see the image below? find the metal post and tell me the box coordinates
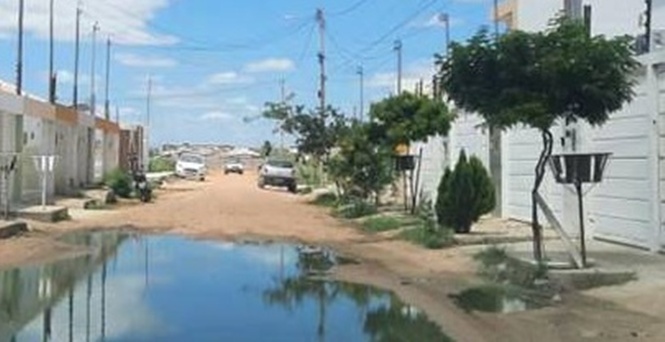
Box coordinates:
[104,38,112,120]
[90,22,100,116]
[357,66,364,121]
[49,0,56,103]
[576,181,587,267]
[645,0,652,53]
[394,40,402,95]
[17,0,25,95]
[73,6,81,108]
[316,9,326,112]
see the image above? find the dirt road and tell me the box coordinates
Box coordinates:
[2,172,665,341]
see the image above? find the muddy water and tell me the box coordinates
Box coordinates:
[0,232,451,341]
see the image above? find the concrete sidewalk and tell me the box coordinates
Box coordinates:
[504,237,665,317]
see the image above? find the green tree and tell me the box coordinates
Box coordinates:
[262,103,346,163]
[438,17,637,256]
[328,121,394,204]
[261,140,273,157]
[369,92,453,146]
[436,151,495,233]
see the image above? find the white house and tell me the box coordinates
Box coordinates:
[416,0,665,252]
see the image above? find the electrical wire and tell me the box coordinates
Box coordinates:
[329,0,372,17]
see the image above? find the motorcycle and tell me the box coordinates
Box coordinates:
[132,170,152,203]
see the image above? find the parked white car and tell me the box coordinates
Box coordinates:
[258,159,297,193]
[176,154,207,181]
[224,159,244,175]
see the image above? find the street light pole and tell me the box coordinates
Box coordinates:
[394,40,402,95]
[357,66,364,121]
[90,22,100,116]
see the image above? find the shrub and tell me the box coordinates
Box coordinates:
[104,168,133,198]
[400,200,454,249]
[361,216,402,233]
[149,157,175,172]
[310,192,339,207]
[335,199,377,219]
[436,150,495,234]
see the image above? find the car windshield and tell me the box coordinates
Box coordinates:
[180,155,203,164]
[267,160,293,168]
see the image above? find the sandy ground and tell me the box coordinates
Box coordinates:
[2,171,665,341]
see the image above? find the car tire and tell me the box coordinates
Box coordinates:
[287,183,297,194]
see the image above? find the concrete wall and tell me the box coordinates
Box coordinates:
[0,90,23,206]
[512,0,665,36]
[410,135,448,203]
[54,106,79,195]
[21,97,56,204]
[77,112,95,187]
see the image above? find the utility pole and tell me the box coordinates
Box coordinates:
[316,9,326,112]
[394,40,402,95]
[16,0,25,95]
[357,66,364,121]
[73,4,82,108]
[645,0,652,53]
[49,0,56,103]
[90,22,100,116]
[141,75,152,169]
[493,0,500,39]
[439,13,450,56]
[104,38,112,120]
[279,78,286,151]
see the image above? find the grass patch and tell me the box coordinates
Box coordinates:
[149,157,175,172]
[85,201,111,210]
[361,216,402,233]
[310,193,339,207]
[334,200,377,219]
[399,226,454,249]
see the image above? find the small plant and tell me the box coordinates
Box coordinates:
[104,168,133,199]
[335,199,377,219]
[435,150,495,234]
[361,216,402,233]
[399,200,454,249]
[310,192,339,207]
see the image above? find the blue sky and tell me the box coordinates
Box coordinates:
[0,0,492,147]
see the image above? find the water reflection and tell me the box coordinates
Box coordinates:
[0,233,450,341]
[264,248,452,342]
[0,232,128,342]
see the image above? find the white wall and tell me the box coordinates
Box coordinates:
[516,0,664,37]
[411,135,448,203]
[21,116,56,203]
[449,113,490,168]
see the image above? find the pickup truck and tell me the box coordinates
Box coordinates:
[258,160,297,193]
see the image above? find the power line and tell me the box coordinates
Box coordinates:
[329,0,372,17]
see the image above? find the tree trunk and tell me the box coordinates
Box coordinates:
[531,129,553,262]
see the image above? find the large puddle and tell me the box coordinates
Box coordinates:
[0,232,452,341]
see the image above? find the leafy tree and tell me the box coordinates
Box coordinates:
[260,140,273,157]
[436,151,495,233]
[262,103,347,163]
[328,121,394,204]
[369,92,453,146]
[438,17,637,256]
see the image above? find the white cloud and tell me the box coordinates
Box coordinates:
[421,13,466,28]
[199,111,233,121]
[206,72,254,85]
[115,53,177,68]
[0,0,177,46]
[244,58,295,73]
